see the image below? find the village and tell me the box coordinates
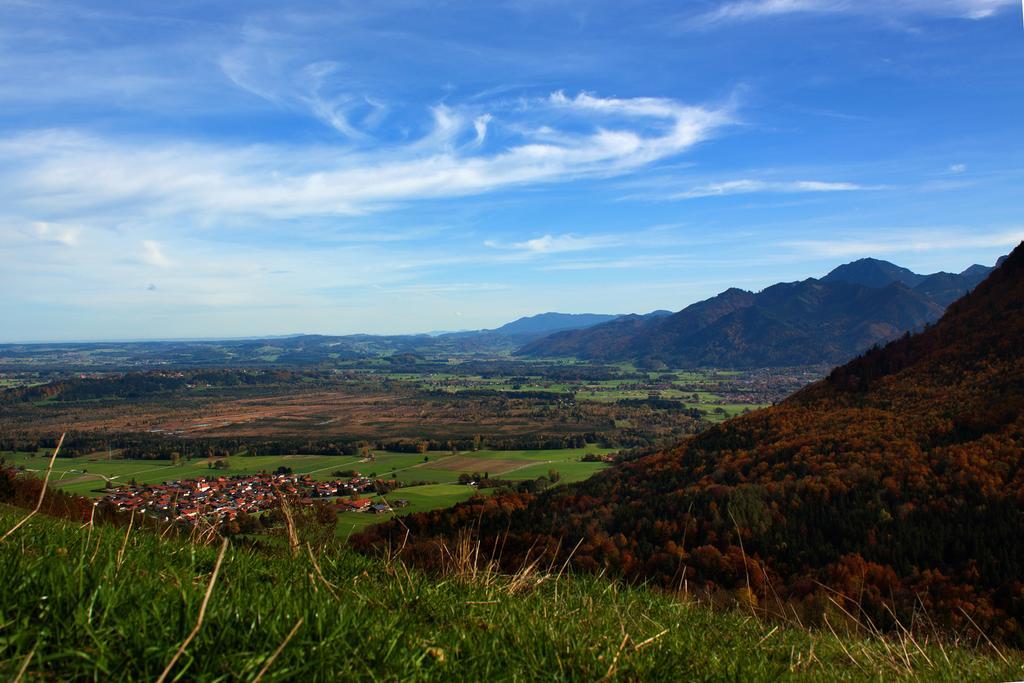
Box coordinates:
[100,472,408,524]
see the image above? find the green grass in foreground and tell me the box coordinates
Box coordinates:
[0,506,1020,682]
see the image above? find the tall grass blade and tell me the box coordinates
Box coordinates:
[1,432,65,543]
[155,536,229,683]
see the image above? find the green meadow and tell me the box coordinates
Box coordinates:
[335,483,476,536]
[1,445,614,529]
[332,446,614,535]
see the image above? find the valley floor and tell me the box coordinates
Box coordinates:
[0,505,1020,682]
[1,445,614,535]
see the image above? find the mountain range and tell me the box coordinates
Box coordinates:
[358,241,1024,641]
[0,256,1003,371]
[0,313,629,369]
[516,256,1002,368]
[438,311,625,341]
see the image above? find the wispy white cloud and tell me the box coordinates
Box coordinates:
[141,240,172,268]
[485,233,621,255]
[540,254,695,271]
[783,228,1024,258]
[296,62,389,141]
[672,179,871,199]
[686,0,1017,28]
[948,163,968,174]
[31,221,80,247]
[375,282,511,294]
[0,92,731,221]
[472,114,493,146]
[691,0,832,26]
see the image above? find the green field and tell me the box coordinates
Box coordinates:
[346,446,612,484]
[1,505,1018,681]
[1,445,614,528]
[335,483,476,536]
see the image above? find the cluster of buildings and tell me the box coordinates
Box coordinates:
[100,472,404,523]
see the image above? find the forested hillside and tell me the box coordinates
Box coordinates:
[357,243,1024,643]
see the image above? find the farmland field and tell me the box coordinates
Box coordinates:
[1,358,818,532]
[0,445,614,527]
[335,484,478,536]
[0,363,818,445]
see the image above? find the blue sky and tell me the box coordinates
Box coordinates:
[1,0,1022,341]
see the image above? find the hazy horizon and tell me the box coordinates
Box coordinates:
[2,1,1021,342]
[1,250,1009,344]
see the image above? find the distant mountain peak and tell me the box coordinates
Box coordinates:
[822,258,925,289]
[492,312,621,337]
[961,264,991,278]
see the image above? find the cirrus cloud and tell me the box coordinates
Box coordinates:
[141,240,172,268]
[673,179,874,199]
[485,233,622,255]
[0,91,733,223]
[686,0,1017,28]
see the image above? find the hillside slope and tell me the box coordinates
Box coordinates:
[360,243,1024,642]
[911,265,992,307]
[6,506,1021,681]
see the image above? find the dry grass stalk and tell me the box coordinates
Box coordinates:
[755,625,779,647]
[599,633,631,681]
[160,520,177,541]
[187,511,221,548]
[84,501,97,551]
[89,527,104,564]
[437,534,550,596]
[275,489,299,556]
[12,647,35,683]
[252,617,304,683]
[306,543,340,599]
[882,602,932,667]
[84,500,96,530]
[916,593,951,667]
[505,554,547,595]
[553,536,585,602]
[959,606,1010,665]
[156,536,229,683]
[823,595,901,674]
[115,508,136,573]
[1,433,65,543]
[727,508,757,621]
[823,614,865,672]
[632,628,668,652]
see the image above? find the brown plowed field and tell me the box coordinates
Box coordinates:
[2,387,604,441]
